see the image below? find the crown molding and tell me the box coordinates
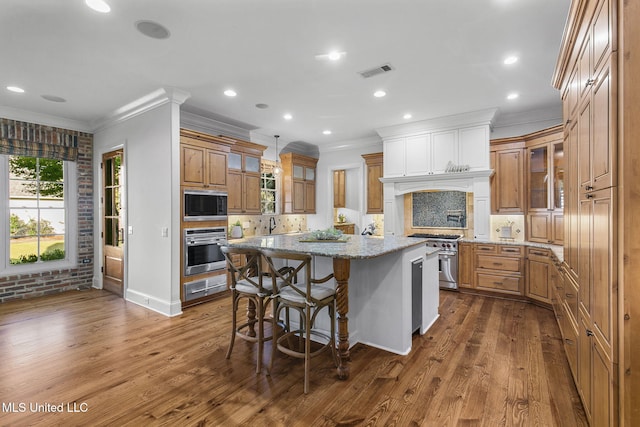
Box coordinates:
[375,108,498,139]
[92,87,190,133]
[181,110,252,141]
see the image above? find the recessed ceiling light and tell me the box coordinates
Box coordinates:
[85,0,110,13]
[323,130,332,135]
[504,55,519,65]
[403,113,412,120]
[373,90,386,98]
[507,92,519,100]
[135,20,170,40]
[6,86,24,93]
[315,51,346,61]
[255,103,269,109]
[41,94,67,103]
[224,89,237,97]
[283,113,293,120]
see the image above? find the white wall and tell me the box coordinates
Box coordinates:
[309,142,382,232]
[93,101,182,316]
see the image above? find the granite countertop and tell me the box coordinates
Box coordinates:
[226,233,439,259]
[461,238,564,262]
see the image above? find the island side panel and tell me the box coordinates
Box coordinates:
[421,250,440,334]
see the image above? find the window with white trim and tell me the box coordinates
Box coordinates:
[1,155,77,274]
[260,160,279,215]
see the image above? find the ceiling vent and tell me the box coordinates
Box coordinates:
[358,63,394,78]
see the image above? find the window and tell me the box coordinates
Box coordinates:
[1,155,76,273]
[260,160,278,214]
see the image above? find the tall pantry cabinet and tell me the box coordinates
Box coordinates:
[553,0,640,425]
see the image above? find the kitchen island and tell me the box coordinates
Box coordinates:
[226,233,440,380]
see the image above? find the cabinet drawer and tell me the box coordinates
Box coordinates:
[476,254,522,272]
[475,244,497,254]
[499,245,523,256]
[476,272,522,294]
[564,275,579,324]
[527,247,550,258]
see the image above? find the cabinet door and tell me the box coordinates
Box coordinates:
[243,174,261,214]
[528,144,549,210]
[458,242,474,288]
[490,151,497,213]
[591,60,616,191]
[578,311,593,420]
[228,152,242,171]
[553,212,564,245]
[181,145,205,186]
[207,150,227,187]
[293,180,305,212]
[578,99,592,191]
[592,336,614,427]
[227,170,243,212]
[459,126,489,170]
[366,163,383,213]
[333,170,346,208]
[527,250,551,303]
[244,154,261,174]
[527,212,551,243]
[432,130,457,174]
[383,138,405,177]
[304,180,316,213]
[495,149,525,213]
[405,135,431,175]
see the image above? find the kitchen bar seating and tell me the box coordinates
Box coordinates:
[262,249,338,394]
[221,246,274,374]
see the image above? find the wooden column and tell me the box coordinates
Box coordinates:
[333,257,351,380]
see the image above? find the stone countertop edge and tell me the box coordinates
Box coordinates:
[225,234,439,260]
[461,238,564,262]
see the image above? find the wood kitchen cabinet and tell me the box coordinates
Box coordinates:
[333,223,355,234]
[458,241,474,288]
[362,152,383,214]
[281,152,318,214]
[525,126,564,245]
[226,139,266,214]
[552,0,623,423]
[333,169,345,208]
[474,244,524,295]
[525,247,552,305]
[489,139,525,214]
[180,130,232,190]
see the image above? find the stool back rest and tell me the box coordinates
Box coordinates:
[220,246,263,291]
[261,250,311,302]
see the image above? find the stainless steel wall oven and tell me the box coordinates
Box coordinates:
[183,227,227,276]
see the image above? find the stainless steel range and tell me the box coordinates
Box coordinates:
[408,233,462,290]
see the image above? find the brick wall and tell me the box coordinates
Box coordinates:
[0,133,94,302]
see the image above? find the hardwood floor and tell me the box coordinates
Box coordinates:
[0,289,587,426]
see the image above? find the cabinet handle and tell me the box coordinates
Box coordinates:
[492,262,503,266]
[503,249,517,253]
[585,194,594,199]
[480,247,492,251]
[565,293,574,298]
[585,78,595,88]
[586,329,594,337]
[585,185,594,191]
[565,338,575,346]
[531,251,546,256]
[493,281,503,286]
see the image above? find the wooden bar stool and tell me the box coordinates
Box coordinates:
[262,249,338,393]
[221,246,273,374]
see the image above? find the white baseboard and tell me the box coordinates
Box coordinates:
[125,288,183,317]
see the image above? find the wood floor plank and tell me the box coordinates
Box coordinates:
[0,289,587,426]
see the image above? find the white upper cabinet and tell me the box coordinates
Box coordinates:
[382,124,490,177]
[383,138,407,177]
[459,126,489,170]
[405,134,431,175]
[431,130,458,174]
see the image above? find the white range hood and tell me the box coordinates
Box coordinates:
[380,170,493,239]
[376,109,497,239]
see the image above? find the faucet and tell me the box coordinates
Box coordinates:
[269,217,277,234]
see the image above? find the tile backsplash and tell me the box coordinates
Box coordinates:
[489,215,525,242]
[228,214,307,237]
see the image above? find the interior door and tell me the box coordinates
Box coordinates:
[102,150,124,296]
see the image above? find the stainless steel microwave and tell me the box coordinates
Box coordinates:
[183,189,228,221]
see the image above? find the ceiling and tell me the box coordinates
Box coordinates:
[0,0,570,146]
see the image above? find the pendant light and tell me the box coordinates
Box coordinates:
[273,134,282,176]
